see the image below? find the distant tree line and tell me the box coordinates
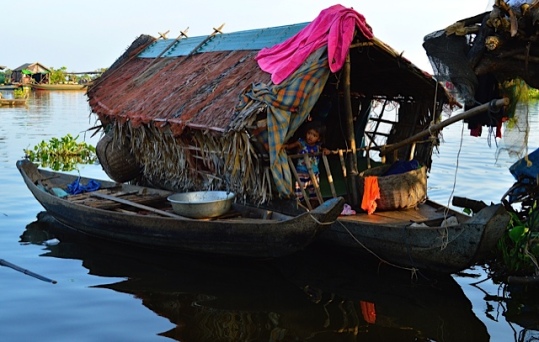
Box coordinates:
[0,67,106,85]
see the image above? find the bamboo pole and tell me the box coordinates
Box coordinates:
[302,154,324,204]
[322,154,337,198]
[0,259,57,284]
[343,53,359,207]
[287,156,312,210]
[135,27,190,79]
[377,98,509,157]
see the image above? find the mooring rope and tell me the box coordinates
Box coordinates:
[307,212,337,225]
[334,219,419,278]
[439,121,467,250]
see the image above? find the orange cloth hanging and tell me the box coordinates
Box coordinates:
[360,300,377,324]
[361,176,380,215]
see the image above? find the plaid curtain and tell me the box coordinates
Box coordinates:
[244,47,330,197]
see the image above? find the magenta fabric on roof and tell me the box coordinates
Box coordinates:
[256,4,373,84]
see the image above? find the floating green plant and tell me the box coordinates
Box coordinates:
[498,201,539,275]
[529,87,539,99]
[24,134,97,171]
[13,87,28,99]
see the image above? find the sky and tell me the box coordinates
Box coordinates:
[1,1,493,74]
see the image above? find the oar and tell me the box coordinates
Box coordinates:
[0,259,57,284]
[90,192,188,219]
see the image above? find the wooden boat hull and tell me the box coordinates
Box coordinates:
[17,159,344,258]
[320,200,510,273]
[31,84,85,91]
[0,84,19,90]
[23,215,489,341]
[0,98,27,106]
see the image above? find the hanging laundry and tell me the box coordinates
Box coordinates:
[361,176,380,215]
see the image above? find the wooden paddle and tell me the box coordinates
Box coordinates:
[90,192,188,219]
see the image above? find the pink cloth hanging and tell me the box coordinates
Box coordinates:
[256,4,373,84]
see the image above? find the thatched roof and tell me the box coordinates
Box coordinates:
[88,22,451,137]
[13,62,50,74]
[87,24,305,136]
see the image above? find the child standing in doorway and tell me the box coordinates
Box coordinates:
[284,121,329,204]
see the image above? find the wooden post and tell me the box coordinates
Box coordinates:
[322,154,337,198]
[337,149,351,203]
[287,156,312,210]
[343,53,359,207]
[303,154,324,204]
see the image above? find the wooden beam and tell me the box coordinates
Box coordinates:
[90,192,187,219]
[377,98,509,157]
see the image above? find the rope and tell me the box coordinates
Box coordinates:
[334,219,419,275]
[440,121,467,250]
[307,212,336,226]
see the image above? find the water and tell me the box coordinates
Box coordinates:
[1,90,538,341]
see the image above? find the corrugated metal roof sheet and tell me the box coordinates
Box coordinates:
[138,23,308,58]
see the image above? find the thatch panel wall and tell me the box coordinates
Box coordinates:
[116,121,268,203]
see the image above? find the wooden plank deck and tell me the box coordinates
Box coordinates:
[338,201,453,225]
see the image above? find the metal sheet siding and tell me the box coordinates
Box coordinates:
[138,23,308,58]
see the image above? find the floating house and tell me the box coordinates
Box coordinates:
[87,5,453,207]
[12,62,51,85]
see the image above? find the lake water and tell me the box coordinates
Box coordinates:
[1,90,538,341]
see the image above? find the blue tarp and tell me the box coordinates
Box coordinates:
[508,148,539,203]
[67,177,101,195]
[383,160,420,176]
[509,148,539,180]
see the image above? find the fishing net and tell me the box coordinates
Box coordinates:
[423,1,535,161]
[423,29,478,105]
[497,79,530,160]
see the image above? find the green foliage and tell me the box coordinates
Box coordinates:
[0,69,12,84]
[24,134,97,171]
[529,87,539,99]
[498,201,539,274]
[13,88,28,99]
[49,66,68,84]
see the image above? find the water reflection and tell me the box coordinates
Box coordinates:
[21,212,490,342]
[477,281,539,342]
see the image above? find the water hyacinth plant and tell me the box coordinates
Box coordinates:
[24,134,97,171]
[13,87,28,99]
[498,201,539,275]
[529,87,539,99]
